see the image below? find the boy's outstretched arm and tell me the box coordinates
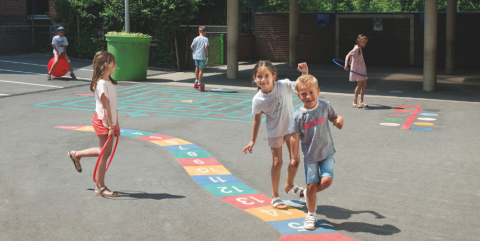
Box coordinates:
[297,62,308,75]
[290,133,301,170]
[329,114,344,129]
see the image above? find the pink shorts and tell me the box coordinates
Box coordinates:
[268,133,292,148]
[92,112,118,135]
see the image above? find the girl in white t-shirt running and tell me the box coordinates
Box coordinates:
[243,60,309,209]
[67,51,120,197]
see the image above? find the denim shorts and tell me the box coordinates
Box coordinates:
[304,154,335,184]
[195,59,205,68]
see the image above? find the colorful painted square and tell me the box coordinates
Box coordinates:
[245,206,306,222]
[136,134,175,141]
[177,157,220,166]
[163,144,204,152]
[202,183,258,197]
[152,139,192,146]
[120,130,156,137]
[119,128,136,133]
[76,126,95,132]
[170,150,212,159]
[183,165,230,175]
[268,218,337,235]
[191,175,241,186]
[279,233,356,241]
[220,193,271,210]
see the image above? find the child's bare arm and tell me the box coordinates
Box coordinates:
[329,114,343,129]
[297,62,308,75]
[344,54,350,71]
[190,44,194,50]
[243,113,262,154]
[290,133,301,169]
[100,94,115,136]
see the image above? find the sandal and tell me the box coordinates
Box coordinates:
[360,102,368,107]
[67,151,82,173]
[95,185,119,197]
[285,184,305,198]
[271,197,288,210]
[47,74,52,80]
[70,73,77,80]
[352,101,357,108]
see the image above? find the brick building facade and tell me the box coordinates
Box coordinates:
[254,12,479,68]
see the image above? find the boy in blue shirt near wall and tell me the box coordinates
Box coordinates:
[190,26,209,92]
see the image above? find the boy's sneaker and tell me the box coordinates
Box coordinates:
[194,80,199,89]
[304,214,316,230]
[198,82,205,92]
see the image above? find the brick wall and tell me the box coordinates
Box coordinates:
[254,12,479,68]
[0,0,28,25]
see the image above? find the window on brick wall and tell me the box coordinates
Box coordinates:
[27,0,50,15]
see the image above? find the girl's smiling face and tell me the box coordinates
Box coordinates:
[254,67,276,93]
[359,39,368,48]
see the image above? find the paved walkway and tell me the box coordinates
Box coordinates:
[0,54,479,241]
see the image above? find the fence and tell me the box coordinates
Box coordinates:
[206,34,224,67]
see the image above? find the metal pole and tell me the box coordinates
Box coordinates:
[125,0,130,33]
[423,0,438,91]
[445,0,456,74]
[289,0,298,67]
[227,0,238,79]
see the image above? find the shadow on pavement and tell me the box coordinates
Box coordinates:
[321,219,401,236]
[316,205,400,236]
[86,189,186,200]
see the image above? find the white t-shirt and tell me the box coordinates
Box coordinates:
[252,79,295,137]
[52,36,68,54]
[95,79,117,127]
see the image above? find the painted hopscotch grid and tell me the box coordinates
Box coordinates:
[55,126,355,241]
[37,85,303,123]
[380,105,439,131]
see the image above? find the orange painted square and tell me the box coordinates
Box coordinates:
[152,139,191,146]
[76,126,95,132]
[183,165,231,175]
[245,206,306,222]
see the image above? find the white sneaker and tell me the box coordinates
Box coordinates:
[304,215,316,230]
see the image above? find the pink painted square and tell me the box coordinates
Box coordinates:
[221,193,271,210]
[279,233,355,241]
[136,134,175,141]
[176,157,220,166]
[55,126,85,130]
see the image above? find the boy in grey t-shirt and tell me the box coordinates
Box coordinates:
[288,74,344,230]
[190,26,209,91]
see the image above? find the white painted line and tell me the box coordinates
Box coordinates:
[0,80,63,88]
[0,60,93,71]
[0,68,90,80]
[0,94,9,96]
[0,60,45,67]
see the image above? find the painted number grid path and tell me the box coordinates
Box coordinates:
[36,85,301,123]
[55,126,354,241]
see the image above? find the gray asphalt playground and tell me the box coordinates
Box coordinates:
[1,53,479,241]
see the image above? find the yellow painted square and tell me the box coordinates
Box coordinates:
[152,138,192,146]
[245,206,306,222]
[76,126,95,132]
[183,165,231,176]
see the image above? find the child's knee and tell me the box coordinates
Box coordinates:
[322,177,333,187]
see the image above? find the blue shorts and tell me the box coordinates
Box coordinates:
[304,154,335,184]
[195,60,206,68]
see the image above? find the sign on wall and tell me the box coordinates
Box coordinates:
[374,18,383,31]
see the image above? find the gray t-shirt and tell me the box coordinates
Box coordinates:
[192,36,209,60]
[288,100,337,163]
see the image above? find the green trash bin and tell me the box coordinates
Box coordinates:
[106,35,152,81]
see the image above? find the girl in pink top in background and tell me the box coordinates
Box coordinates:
[345,34,368,108]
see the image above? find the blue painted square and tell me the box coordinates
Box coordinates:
[120,128,136,133]
[268,218,337,235]
[121,130,156,137]
[163,144,204,152]
[191,175,241,186]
